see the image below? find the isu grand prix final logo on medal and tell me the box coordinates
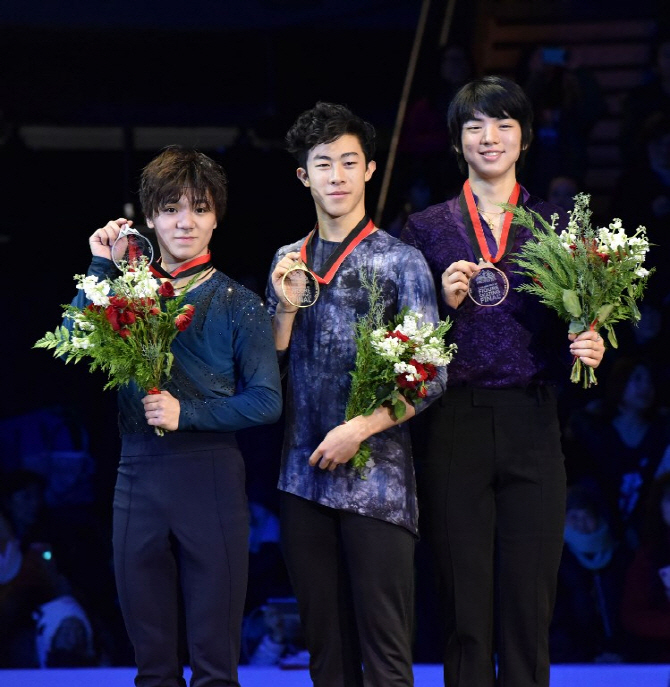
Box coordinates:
[468,261,509,307]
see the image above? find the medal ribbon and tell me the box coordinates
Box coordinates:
[460,180,520,263]
[149,253,213,280]
[300,216,375,285]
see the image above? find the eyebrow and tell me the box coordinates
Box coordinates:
[312,151,361,161]
[464,113,513,123]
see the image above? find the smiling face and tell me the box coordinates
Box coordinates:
[298,134,376,225]
[146,193,217,270]
[459,111,523,184]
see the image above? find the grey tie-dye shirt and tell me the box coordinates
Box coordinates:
[265,229,447,535]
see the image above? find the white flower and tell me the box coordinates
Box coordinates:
[71,336,94,350]
[72,313,95,331]
[559,230,576,252]
[396,314,420,338]
[394,361,418,376]
[77,275,111,306]
[372,335,407,359]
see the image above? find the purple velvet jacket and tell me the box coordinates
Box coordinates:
[402,188,569,389]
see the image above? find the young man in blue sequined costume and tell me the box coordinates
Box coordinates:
[72,146,282,687]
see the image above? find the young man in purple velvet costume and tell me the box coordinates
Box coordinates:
[401,76,605,687]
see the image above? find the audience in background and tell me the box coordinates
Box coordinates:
[610,112,670,290]
[621,473,670,662]
[563,359,670,552]
[550,483,629,663]
[619,37,670,167]
[517,44,607,197]
[0,509,97,667]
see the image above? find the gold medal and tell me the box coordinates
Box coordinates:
[281,260,320,308]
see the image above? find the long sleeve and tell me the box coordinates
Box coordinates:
[176,290,283,432]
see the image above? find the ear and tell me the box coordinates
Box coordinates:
[146,218,155,229]
[364,160,377,182]
[297,168,310,187]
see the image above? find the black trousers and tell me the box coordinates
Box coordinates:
[113,433,249,687]
[280,492,415,687]
[417,386,566,687]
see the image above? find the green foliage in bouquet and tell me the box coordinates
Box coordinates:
[34,259,196,396]
[503,193,653,387]
[345,271,456,476]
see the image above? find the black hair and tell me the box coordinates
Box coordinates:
[139,145,228,223]
[285,101,376,169]
[447,75,534,174]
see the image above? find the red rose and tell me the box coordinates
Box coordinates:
[386,330,410,342]
[105,304,122,331]
[411,360,429,382]
[118,328,132,339]
[175,304,195,332]
[119,310,136,325]
[158,282,175,297]
[423,362,437,381]
[396,374,416,390]
[109,295,128,309]
[417,385,428,398]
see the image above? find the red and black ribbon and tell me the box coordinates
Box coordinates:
[459,180,520,264]
[300,215,375,285]
[149,253,213,280]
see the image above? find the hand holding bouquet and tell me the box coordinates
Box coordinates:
[345,274,456,476]
[34,258,196,433]
[505,193,653,388]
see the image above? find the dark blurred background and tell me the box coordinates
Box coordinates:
[2,0,670,669]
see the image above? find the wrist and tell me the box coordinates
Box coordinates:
[275,304,299,315]
[345,415,374,443]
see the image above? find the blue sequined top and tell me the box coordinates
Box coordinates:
[71,257,282,437]
[265,230,447,535]
[401,188,570,388]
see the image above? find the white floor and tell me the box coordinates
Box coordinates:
[1,664,669,686]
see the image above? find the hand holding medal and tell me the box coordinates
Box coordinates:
[281,258,320,308]
[275,216,376,311]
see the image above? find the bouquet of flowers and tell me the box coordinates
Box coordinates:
[345,274,457,477]
[505,192,653,388]
[34,258,196,434]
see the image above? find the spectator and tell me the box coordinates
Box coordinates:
[621,472,670,661]
[547,174,579,213]
[564,358,670,550]
[619,36,670,166]
[518,44,607,197]
[550,483,628,663]
[610,111,670,293]
[0,509,96,668]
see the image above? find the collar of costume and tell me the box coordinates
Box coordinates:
[459,180,520,263]
[149,253,213,280]
[300,215,374,285]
